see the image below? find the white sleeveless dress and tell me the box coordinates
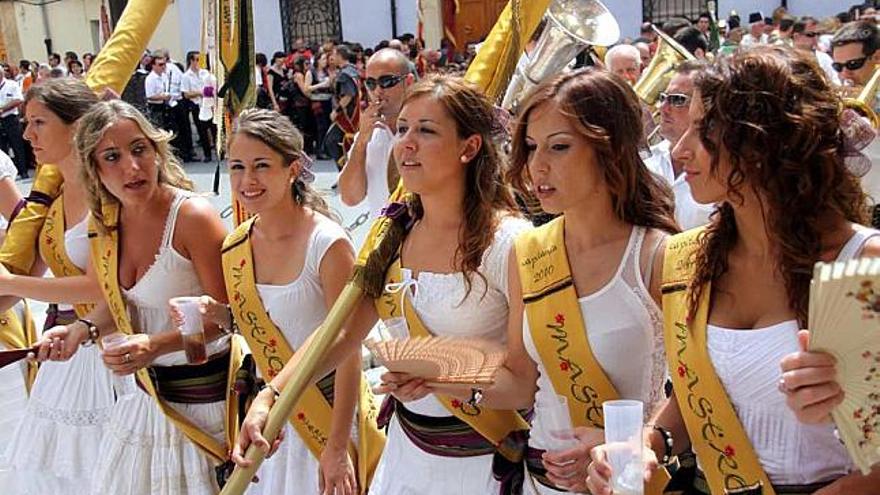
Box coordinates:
[90,191,231,495]
[369,216,532,494]
[246,216,355,494]
[523,227,667,494]
[705,228,875,485]
[3,210,115,495]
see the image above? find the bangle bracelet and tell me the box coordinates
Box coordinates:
[649,424,674,464]
[78,319,99,347]
[261,382,281,401]
[221,304,237,335]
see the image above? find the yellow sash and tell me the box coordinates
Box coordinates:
[88,202,242,463]
[515,217,619,426]
[661,228,774,495]
[38,193,94,318]
[376,256,530,460]
[221,217,384,492]
[516,217,669,494]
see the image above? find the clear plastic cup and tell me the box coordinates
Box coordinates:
[170,296,207,364]
[536,394,578,452]
[603,400,644,495]
[380,317,409,340]
[100,332,128,350]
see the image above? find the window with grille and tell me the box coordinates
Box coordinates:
[279,0,343,50]
[642,0,714,25]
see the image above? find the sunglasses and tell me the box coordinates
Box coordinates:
[658,92,691,107]
[365,74,404,91]
[803,32,819,38]
[832,56,869,72]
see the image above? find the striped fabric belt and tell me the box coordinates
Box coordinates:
[145,351,231,404]
[524,446,560,491]
[378,397,497,458]
[45,304,77,329]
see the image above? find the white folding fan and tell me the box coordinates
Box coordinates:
[366,336,507,388]
[809,257,880,474]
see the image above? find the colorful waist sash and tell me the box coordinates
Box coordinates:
[144,351,231,404]
[382,398,497,457]
[45,304,77,329]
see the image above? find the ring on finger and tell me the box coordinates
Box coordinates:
[777,378,793,395]
[123,352,132,364]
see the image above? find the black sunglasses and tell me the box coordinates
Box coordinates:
[803,32,819,38]
[658,92,691,107]
[365,74,404,91]
[832,56,869,72]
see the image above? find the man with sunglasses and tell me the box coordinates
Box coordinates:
[339,48,414,226]
[794,16,839,85]
[644,60,713,230]
[831,20,880,89]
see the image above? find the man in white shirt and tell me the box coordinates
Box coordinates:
[741,12,769,46]
[155,48,192,161]
[0,69,27,178]
[793,16,840,85]
[144,54,171,129]
[181,51,215,162]
[644,61,713,230]
[338,48,414,224]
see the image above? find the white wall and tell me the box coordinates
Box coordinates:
[253,0,284,56]
[605,0,642,41]
[717,0,780,21]
[786,0,847,19]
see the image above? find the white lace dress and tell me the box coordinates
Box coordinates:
[90,192,231,495]
[3,209,115,495]
[246,217,355,494]
[369,216,532,494]
[523,227,667,495]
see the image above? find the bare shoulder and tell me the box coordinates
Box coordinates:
[177,195,221,225]
[861,235,880,258]
[175,195,226,246]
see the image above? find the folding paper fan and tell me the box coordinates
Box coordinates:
[809,257,880,474]
[366,336,507,388]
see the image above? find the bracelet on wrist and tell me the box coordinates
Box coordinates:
[260,382,281,402]
[649,424,674,465]
[78,319,99,347]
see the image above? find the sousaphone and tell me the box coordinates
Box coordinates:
[501,0,620,112]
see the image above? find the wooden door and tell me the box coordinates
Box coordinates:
[454,0,508,48]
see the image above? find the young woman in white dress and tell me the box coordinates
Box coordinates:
[586,45,880,495]
[198,108,362,494]
[471,68,679,494]
[232,74,532,494]
[1,79,113,494]
[41,100,232,494]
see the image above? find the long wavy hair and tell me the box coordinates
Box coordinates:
[401,74,518,298]
[75,100,194,231]
[230,108,336,221]
[688,45,867,324]
[508,68,679,235]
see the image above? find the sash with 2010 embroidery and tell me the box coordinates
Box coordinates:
[661,228,775,495]
[222,216,385,492]
[88,202,244,463]
[516,216,670,494]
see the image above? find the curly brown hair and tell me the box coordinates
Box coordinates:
[507,68,679,235]
[688,45,867,324]
[401,74,519,298]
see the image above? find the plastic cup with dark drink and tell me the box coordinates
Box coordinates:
[170,296,208,365]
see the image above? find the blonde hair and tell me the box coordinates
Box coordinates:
[75,100,194,230]
[230,108,336,220]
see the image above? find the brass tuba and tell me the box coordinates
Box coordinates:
[844,66,880,128]
[501,0,620,112]
[634,26,696,106]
